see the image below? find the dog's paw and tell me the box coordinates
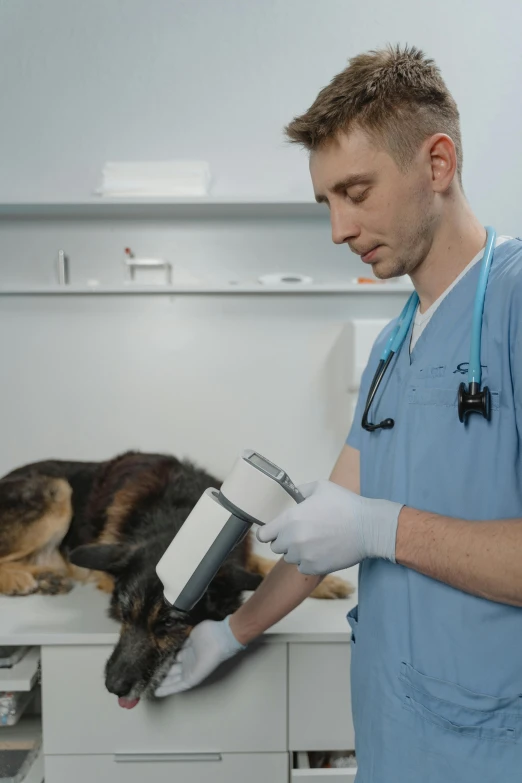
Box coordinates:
[311,574,354,599]
[35,572,74,595]
[0,571,39,596]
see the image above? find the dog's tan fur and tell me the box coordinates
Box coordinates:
[0,455,353,601]
[0,501,352,600]
[0,478,73,595]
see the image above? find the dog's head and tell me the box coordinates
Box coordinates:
[69,541,193,708]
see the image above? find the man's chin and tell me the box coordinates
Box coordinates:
[369,265,392,280]
[370,262,407,281]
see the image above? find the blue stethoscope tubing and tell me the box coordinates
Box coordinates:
[469,226,496,385]
[361,226,496,431]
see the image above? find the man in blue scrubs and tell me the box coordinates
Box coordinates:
[156,45,522,781]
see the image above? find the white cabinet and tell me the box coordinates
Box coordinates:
[41,642,287,755]
[38,636,357,782]
[288,643,354,751]
[44,752,289,783]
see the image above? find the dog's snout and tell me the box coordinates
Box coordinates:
[105,669,138,698]
[105,629,154,698]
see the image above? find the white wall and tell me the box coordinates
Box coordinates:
[1,0,522,230]
[0,292,401,480]
[2,0,520,463]
[0,1,520,584]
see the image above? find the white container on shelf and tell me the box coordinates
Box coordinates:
[0,691,33,728]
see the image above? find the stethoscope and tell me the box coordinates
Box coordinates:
[362,226,496,432]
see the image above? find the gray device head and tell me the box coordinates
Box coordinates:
[240,450,305,504]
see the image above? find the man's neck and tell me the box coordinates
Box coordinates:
[410,204,487,313]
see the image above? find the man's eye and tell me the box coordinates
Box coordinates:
[348,189,369,203]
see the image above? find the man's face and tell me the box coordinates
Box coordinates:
[310,127,439,279]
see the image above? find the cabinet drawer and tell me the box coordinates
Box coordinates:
[292,750,357,781]
[44,752,289,783]
[289,643,354,751]
[291,769,357,781]
[42,642,286,754]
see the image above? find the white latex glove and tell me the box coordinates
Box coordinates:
[256,480,403,575]
[154,615,246,697]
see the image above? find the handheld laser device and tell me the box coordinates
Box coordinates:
[156,449,303,612]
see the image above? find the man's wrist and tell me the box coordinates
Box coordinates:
[228,612,258,647]
[360,498,403,562]
[395,506,451,567]
[224,615,248,651]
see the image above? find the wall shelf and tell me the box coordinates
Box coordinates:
[0,283,414,296]
[0,199,328,220]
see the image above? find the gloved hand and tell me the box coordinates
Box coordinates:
[257,480,403,575]
[154,615,246,697]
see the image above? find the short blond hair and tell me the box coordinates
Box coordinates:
[285,44,463,186]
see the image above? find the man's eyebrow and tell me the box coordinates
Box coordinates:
[315,172,377,204]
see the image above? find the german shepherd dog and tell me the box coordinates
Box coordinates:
[0,451,352,707]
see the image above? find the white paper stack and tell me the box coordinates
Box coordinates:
[97,160,211,197]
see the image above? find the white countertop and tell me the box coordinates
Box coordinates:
[0,584,356,646]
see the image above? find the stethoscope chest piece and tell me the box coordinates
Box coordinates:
[458,382,491,423]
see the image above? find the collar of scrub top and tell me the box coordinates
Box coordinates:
[361,226,497,432]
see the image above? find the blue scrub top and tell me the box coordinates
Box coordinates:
[346,237,522,782]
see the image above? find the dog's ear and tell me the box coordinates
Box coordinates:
[69,544,132,575]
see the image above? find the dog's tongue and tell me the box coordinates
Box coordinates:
[118,697,140,709]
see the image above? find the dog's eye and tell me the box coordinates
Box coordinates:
[154,616,179,638]
[154,625,171,638]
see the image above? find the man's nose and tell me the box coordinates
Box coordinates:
[330,205,360,246]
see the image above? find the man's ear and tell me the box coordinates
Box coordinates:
[68,544,132,575]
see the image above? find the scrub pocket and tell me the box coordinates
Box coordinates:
[347,605,361,735]
[347,605,358,644]
[399,661,522,744]
[407,386,500,410]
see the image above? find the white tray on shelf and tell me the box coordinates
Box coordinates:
[0,651,40,692]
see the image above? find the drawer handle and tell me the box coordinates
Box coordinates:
[114,753,222,763]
